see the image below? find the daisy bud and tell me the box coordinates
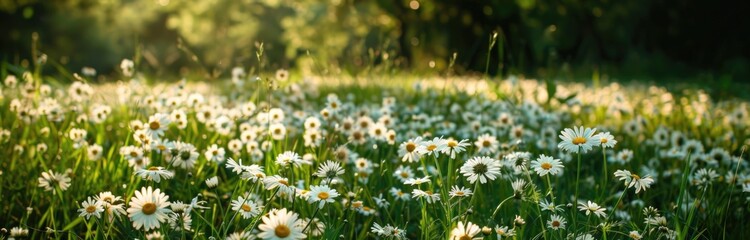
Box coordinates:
[482,226,492,235]
[514,215,526,225]
[206,176,219,188]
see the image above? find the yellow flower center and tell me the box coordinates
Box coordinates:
[427,144,437,151]
[149,121,160,130]
[459,235,472,240]
[274,224,291,238]
[631,174,641,180]
[482,140,491,147]
[148,166,159,171]
[572,137,587,145]
[600,138,608,144]
[317,192,330,200]
[400,172,409,178]
[278,179,289,186]
[241,204,252,212]
[447,140,458,147]
[541,162,552,170]
[406,143,416,152]
[142,203,157,215]
[86,205,97,213]
[454,191,465,196]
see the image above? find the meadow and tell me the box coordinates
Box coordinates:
[1,61,749,240]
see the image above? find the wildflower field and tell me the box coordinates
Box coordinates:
[1,65,749,240]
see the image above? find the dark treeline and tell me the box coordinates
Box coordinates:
[2,0,749,81]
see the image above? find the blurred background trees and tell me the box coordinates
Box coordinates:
[1,0,748,82]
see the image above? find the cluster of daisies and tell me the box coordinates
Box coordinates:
[1,62,749,239]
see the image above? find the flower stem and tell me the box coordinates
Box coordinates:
[601,149,608,199]
[573,151,582,230]
[302,206,320,234]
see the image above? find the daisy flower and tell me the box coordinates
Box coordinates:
[146,113,171,139]
[423,137,447,157]
[314,160,345,179]
[231,196,261,219]
[268,108,285,123]
[460,156,502,184]
[168,212,192,231]
[530,154,564,176]
[539,199,563,212]
[442,138,470,159]
[95,191,127,218]
[692,168,719,187]
[393,165,414,182]
[412,189,440,204]
[558,126,598,153]
[121,59,134,77]
[231,67,247,86]
[576,234,596,240]
[614,170,655,193]
[547,214,566,230]
[263,175,296,196]
[78,197,104,219]
[304,117,321,130]
[629,231,643,240]
[171,142,198,169]
[231,161,266,182]
[9,227,29,238]
[449,185,473,198]
[390,187,411,201]
[404,176,431,186]
[594,132,617,148]
[373,193,391,208]
[495,225,516,239]
[399,137,426,162]
[227,231,253,240]
[578,200,607,218]
[127,186,172,231]
[38,169,71,194]
[475,134,499,155]
[205,176,219,188]
[511,179,526,194]
[257,208,306,240]
[135,166,175,183]
[450,221,481,240]
[368,123,388,141]
[87,144,103,161]
[307,185,339,209]
[269,123,287,140]
[371,222,407,239]
[204,144,226,163]
[275,69,289,81]
[276,151,306,168]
